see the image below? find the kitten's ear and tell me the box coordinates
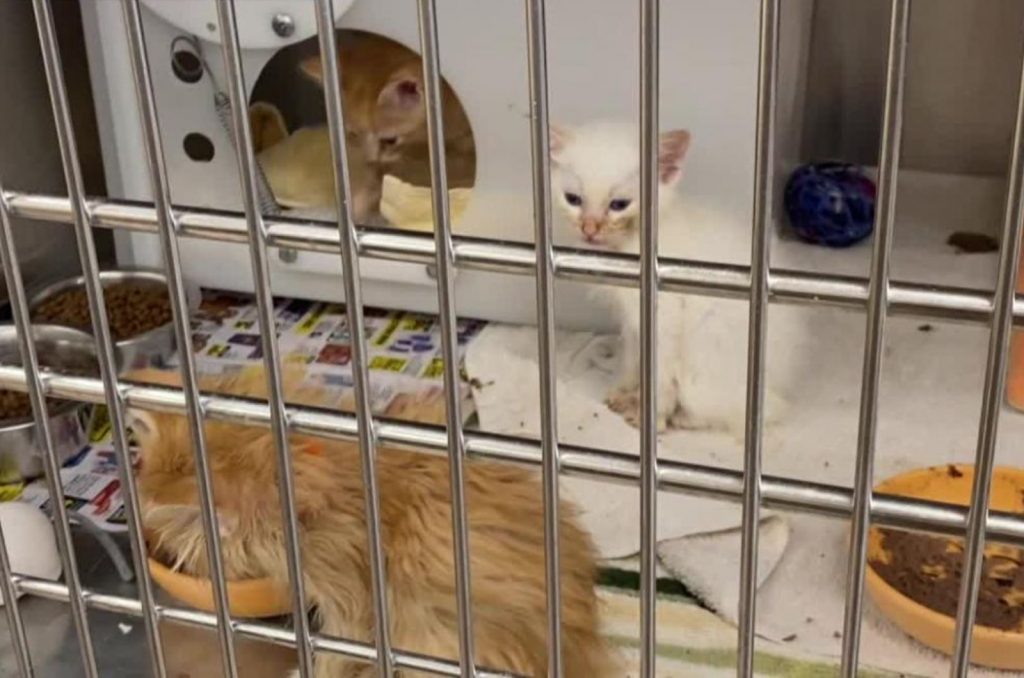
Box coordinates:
[298,55,325,87]
[658,129,691,185]
[377,74,423,113]
[550,124,571,163]
[126,408,159,447]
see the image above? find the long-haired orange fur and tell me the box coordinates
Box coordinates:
[129,367,616,677]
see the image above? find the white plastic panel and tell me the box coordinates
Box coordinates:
[140,0,355,49]
[81,0,812,329]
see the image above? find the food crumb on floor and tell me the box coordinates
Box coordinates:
[946,231,999,254]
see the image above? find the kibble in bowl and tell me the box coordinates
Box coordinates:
[865,464,1024,670]
[0,389,38,422]
[29,270,189,373]
[0,325,100,480]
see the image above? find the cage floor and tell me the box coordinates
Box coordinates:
[466,168,1024,677]
[0,539,908,678]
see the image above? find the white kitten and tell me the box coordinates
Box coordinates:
[550,121,793,434]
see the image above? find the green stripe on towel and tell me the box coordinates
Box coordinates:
[597,578,918,678]
[609,635,908,678]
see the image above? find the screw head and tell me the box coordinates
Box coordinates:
[278,247,299,264]
[271,13,295,38]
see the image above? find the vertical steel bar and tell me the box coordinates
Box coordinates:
[736,0,780,674]
[414,1,476,674]
[949,33,1024,678]
[120,1,238,676]
[311,1,394,674]
[0,182,97,677]
[213,2,315,675]
[523,0,563,675]
[35,2,171,671]
[26,0,157,674]
[638,0,660,674]
[0,210,35,678]
[839,2,910,675]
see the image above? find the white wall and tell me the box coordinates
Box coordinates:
[803,0,1024,176]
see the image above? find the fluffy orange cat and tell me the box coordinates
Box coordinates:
[129,367,616,677]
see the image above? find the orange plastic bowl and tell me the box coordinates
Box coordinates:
[147,556,292,619]
[865,464,1024,671]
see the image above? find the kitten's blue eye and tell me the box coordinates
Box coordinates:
[608,199,632,212]
[564,192,582,207]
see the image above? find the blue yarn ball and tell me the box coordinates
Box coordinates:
[784,162,876,248]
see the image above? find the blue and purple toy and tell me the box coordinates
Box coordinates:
[784,162,876,248]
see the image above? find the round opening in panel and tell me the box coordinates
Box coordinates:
[249,29,476,231]
[183,132,215,162]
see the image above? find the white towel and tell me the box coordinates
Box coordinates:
[466,325,783,559]
[466,310,1024,677]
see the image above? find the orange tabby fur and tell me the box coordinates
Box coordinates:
[129,367,616,677]
[299,31,476,190]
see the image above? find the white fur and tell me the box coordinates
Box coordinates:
[551,121,798,434]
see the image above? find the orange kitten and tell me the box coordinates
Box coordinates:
[299,32,476,190]
[129,367,617,677]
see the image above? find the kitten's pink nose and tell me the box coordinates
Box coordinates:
[581,218,601,241]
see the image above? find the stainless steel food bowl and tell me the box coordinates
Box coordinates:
[0,325,101,481]
[28,269,196,373]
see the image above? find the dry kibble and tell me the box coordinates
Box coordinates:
[33,281,172,342]
[871,529,1024,631]
[0,390,34,420]
[0,390,62,422]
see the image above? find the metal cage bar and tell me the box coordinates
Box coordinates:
[415,1,477,674]
[213,1,315,675]
[840,2,910,674]
[6,4,1024,677]
[0,193,99,678]
[1,365,1023,547]
[0,520,31,675]
[312,0,395,674]
[949,30,1024,678]
[0,197,41,678]
[7,193,1022,329]
[120,0,240,675]
[638,0,660,673]
[0,516,32,676]
[26,0,157,675]
[10,576,519,678]
[523,0,564,675]
[737,0,780,673]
